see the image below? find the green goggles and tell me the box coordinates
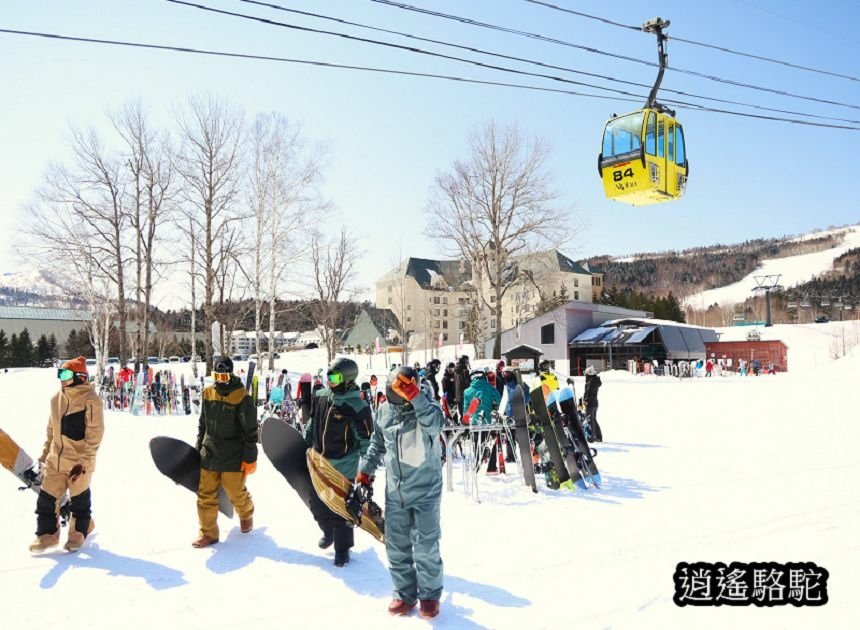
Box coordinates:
[57,369,75,380]
[327,371,344,385]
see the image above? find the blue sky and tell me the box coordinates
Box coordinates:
[2,0,858,304]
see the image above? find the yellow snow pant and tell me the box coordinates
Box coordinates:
[197,468,254,539]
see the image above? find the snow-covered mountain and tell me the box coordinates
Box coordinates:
[683,224,860,309]
[0,269,80,307]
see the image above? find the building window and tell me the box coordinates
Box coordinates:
[442,297,448,304]
[574,278,579,287]
[434,296,441,304]
[574,290,579,300]
[443,333,449,341]
[490,320,496,329]
[540,323,555,344]
[459,321,465,329]
[407,317,411,323]
[388,285,392,292]
[442,320,448,329]
[434,321,440,329]
[434,309,440,317]
[387,297,392,305]
[490,295,496,303]
[459,298,466,304]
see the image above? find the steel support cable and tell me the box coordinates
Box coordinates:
[176,0,860,123]
[371,0,860,110]
[1,27,857,131]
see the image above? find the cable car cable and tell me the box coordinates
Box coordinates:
[523,0,859,83]
[1,27,857,131]
[170,0,860,122]
[229,0,860,125]
[370,0,860,110]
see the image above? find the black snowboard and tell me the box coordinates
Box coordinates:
[149,436,234,517]
[509,385,537,493]
[260,418,316,512]
[529,386,576,490]
[556,387,601,488]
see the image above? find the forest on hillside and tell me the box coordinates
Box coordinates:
[581,232,846,298]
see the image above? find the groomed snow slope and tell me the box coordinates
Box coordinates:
[684,225,860,309]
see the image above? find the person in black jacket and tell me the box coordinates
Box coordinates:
[453,355,470,415]
[304,357,373,567]
[424,359,441,400]
[583,365,603,442]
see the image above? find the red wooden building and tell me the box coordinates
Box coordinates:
[704,340,789,372]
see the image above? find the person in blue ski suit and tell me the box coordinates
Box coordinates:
[356,366,445,619]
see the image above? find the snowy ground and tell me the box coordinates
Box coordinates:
[2,332,859,629]
[683,224,860,309]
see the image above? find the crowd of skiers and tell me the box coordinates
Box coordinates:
[29,350,605,620]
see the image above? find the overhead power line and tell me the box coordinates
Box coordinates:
[523,0,860,83]
[370,0,860,110]
[231,0,860,126]
[1,28,858,131]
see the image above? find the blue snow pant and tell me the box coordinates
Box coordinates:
[384,496,443,604]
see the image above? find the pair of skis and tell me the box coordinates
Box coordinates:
[531,383,601,490]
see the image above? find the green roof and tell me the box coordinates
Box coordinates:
[0,306,91,321]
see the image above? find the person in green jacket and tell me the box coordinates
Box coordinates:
[357,366,445,619]
[193,357,258,548]
[304,357,372,567]
[463,370,501,424]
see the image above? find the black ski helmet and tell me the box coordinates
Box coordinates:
[213,356,234,374]
[538,359,551,373]
[458,354,469,366]
[386,365,418,406]
[326,357,358,392]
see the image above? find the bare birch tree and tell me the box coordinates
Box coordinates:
[20,126,131,365]
[111,100,176,370]
[247,113,324,371]
[427,121,579,358]
[308,229,363,363]
[175,95,245,371]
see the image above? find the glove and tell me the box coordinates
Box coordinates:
[68,464,86,482]
[391,374,420,401]
[355,471,373,488]
[241,461,257,475]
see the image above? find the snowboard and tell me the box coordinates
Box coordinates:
[556,387,602,488]
[149,436,234,517]
[131,370,146,416]
[509,385,537,493]
[1,428,72,522]
[306,449,385,543]
[260,418,317,513]
[530,386,577,491]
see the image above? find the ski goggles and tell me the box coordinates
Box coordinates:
[212,371,231,383]
[57,369,75,381]
[327,371,344,385]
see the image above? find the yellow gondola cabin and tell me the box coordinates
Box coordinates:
[598,108,688,205]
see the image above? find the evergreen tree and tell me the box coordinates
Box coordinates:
[15,328,34,367]
[9,333,20,367]
[47,333,58,361]
[0,329,8,368]
[36,334,52,366]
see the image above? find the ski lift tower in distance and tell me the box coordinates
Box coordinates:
[598,17,689,205]
[752,275,783,327]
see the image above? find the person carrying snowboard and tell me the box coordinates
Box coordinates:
[30,356,105,552]
[304,357,372,567]
[583,365,603,442]
[356,366,445,618]
[192,356,257,548]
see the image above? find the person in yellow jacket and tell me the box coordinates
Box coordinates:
[30,356,105,552]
